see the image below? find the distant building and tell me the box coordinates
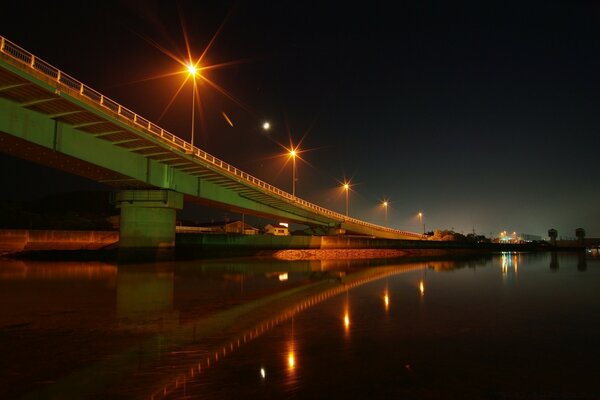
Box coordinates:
[496,231,542,243]
[520,233,542,242]
[177,220,259,235]
[264,223,289,236]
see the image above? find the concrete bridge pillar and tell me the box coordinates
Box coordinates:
[115,190,183,251]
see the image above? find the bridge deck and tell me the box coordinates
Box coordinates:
[0,35,423,240]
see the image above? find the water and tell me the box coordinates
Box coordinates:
[0,252,599,399]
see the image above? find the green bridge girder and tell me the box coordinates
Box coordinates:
[0,59,334,227]
[0,36,423,240]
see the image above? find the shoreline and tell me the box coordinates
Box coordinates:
[2,243,577,263]
[272,248,475,261]
[0,229,585,262]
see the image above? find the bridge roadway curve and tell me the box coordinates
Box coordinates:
[0,36,423,240]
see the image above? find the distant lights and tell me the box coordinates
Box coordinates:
[262,121,271,131]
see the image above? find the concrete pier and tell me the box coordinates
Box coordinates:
[115,190,183,251]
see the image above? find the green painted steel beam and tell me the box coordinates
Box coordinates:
[0,51,423,239]
[0,95,334,226]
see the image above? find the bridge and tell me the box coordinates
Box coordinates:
[0,35,424,251]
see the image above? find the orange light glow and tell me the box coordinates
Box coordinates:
[288,352,295,369]
[290,149,297,158]
[343,183,350,190]
[384,293,389,310]
[344,312,350,329]
[187,63,197,76]
[419,280,425,296]
[129,18,251,143]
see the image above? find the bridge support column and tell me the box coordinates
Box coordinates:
[115,190,183,253]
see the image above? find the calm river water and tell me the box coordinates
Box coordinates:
[0,251,599,399]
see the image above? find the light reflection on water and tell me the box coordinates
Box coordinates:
[0,252,599,399]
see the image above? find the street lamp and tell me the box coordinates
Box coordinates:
[382,201,388,227]
[343,182,350,216]
[418,212,425,234]
[262,121,271,131]
[289,148,297,197]
[187,62,198,148]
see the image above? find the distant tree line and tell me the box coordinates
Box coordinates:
[427,229,491,243]
[0,191,117,230]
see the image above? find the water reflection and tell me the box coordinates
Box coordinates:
[383,291,390,311]
[500,252,519,282]
[116,265,177,332]
[286,316,296,369]
[146,260,428,399]
[550,252,559,271]
[0,259,116,281]
[287,348,296,370]
[343,311,351,331]
[578,251,587,271]
[2,253,597,399]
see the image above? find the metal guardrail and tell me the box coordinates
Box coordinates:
[0,35,424,239]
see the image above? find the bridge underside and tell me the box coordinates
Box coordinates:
[0,45,423,242]
[0,62,338,228]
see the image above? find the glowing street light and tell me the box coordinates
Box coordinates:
[289,147,298,197]
[382,200,389,227]
[343,182,350,216]
[418,212,425,234]
[187,62,198,148]
[262,121,271,131]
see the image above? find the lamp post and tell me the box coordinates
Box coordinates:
[418,212,424,234]
[382,201,388,227]
[290,148,297,197]
[187,63,198,148]
[343,183,350,216]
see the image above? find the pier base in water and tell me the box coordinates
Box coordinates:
[115,190,183,259]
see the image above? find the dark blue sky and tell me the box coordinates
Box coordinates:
[2,0,599,237]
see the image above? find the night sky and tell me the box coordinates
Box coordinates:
[2,0,599,238]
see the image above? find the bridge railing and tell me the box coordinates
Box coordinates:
[0,35,424,239]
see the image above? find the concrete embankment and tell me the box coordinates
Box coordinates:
[0,229,118,256]
[0,229,559,259]
[176,233,553,259]
[271,248,454,260]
